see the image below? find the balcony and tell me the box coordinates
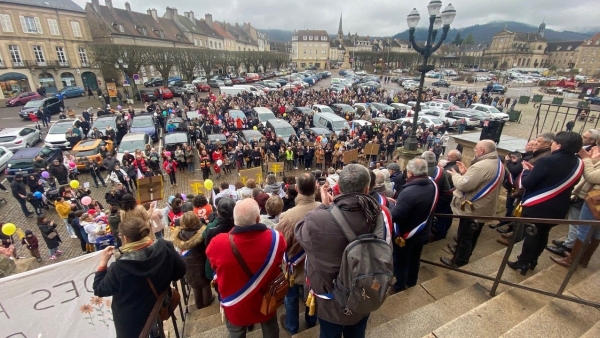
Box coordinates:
[25,60,60,69]
[80,62,90,68]
[58,61,70,68]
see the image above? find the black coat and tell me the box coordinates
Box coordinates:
[93,239,186,338]
[38,221,62,249]
[391,176,437,243]
[171,227,211,289]
[521,149,580,219]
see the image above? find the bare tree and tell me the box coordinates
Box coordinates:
[174,49,200,82]
[145,47,177,86]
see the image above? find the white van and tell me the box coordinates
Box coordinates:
[220,87,248,97]
[313,113,350,135]
[233,85,265,96]
[312,104,335,114]
[252,107,277,126]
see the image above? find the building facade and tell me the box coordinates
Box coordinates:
[576,32,600,76]
[545,41,583,71]
[0,0,103,102]
[291,30,330,70]
[162,9,223,50]
[485,23,549,69]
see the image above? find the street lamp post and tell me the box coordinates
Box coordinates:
[404,1,456,151]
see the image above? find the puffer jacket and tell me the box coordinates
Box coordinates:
[449,151,504,218]
[572,158,600,199]
[171,226,211,289]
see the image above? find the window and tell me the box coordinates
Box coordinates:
[56,46,67,66]
[309,36,313,40]
[582,57,586,63]
[71,21,82,37]
[210,41,213,48]
[20,16,40,33]
[142,27,147,36]
[0,14,14,32]
[48,19,60,35]
[118,23,124,33]
[194,38,197,46]
[219,42,222,49]
[78,47,89,66]
[154,29,164,38]
[302,36,307,40]
[321,36,327,41]
[198,40,202,47]
[292,36,298,41]
[9,45,22,66]
[0,54,4,67]
[33,46,45,65]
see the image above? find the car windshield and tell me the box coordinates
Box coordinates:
[258,112,276,120]
[49,122,73,134]
[333,121,349,130]
[165,134,188,144]
[7,158,31,169]
[336,105,354,112]
[24,100,43,108]
[119,140,146,153]
[73,148,99,157]
[431,118,443,124]
[93,119,114,129]
[276,127,295,139]
[488,107,501,114]
[318,107,335,114]
[131,117,154,128]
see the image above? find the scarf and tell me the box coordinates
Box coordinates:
[119,236,153,253]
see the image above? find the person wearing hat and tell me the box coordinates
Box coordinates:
[386,162,405,198]
[21,230,42,262]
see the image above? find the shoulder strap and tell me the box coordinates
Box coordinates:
[229,233,254,279]
[146,278,159,299]
[329,204,357,242]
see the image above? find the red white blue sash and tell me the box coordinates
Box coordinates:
[463,158,503,203]
[376,193,385,206]
[283,249,306,275]
[433,166,443,183]
[521,159,584,207]
[398,178,439,240]
[221,229,280,307]
[381,207,393,246]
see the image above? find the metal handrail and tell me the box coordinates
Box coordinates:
[422,213,600,309]
[137,278,192,338]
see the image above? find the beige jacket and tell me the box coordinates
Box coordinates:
[572,158,600,199]
[449,151,504,218]
[274,194,321,285]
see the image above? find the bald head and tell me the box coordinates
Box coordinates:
[475,140,496,157]
[233,198,260,226]
[447,149,462,162]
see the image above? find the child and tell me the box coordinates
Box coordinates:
[213,162,221,178]
[26,192,44,216]
[55,197,77,238]
[22,230,42,262]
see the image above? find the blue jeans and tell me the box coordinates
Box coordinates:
[318,314,370,338]
[564,203,583,248]
[48,247,57,257]
[577,203,600,241]
[284,284,317,334]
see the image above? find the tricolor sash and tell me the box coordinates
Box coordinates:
[461,158,503,210]
[396,178,439,240]
[220,229,280,308]
[283,250,306,275]
[381,207,393,246]
[521,158,584,207]
[432,166,443,183]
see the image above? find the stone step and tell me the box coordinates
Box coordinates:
[366,284,491,338]
[500,269,600,338]
[431,254,599,338]
[580,321,600,338]
[11,257,37,275]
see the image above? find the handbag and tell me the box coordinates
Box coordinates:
[585,190,600,220]
[45,231,57,240]
[147,278,180,321]
[229,233,288,316]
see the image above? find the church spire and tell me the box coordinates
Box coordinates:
[337,12,343,40]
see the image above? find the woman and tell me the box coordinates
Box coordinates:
[119,194,153,235]
[263,174,281,195]
[109,164,130,188]
[551,147,600,268]
[203,198,236,281]
[171,212,214,309]
[163,155,178,187]
[108,205,122,247]
[509,132,584,274]
[82,212,106,251]
[93,217,186,338]
[168,198,184,227]
[192,194,212,223]
[184,143,195,172]
[199,150,211,180]
[175,145,185,173]
[38,216,62,260]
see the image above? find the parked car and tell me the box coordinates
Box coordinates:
[0,146,13,172]
[469,104,510,121]
[450,109,491,128]
[484,84,507,94]
[44,119,79,149]
[237,130,263,144]
[56,86,85,98]
[6,92,42,107]
[163,132,190,152]
[182,84,198,94]
[432,80,451,87]
[71,139,115,170]
[136,89,158,103]
[192,77,207,85]
[211,76,232,86]
[117,133,151,163]
[90,116,118,136]
[129,114,158,141]
[144,77,163,87]
[5,146,63,182]
[167,80,184,88]
[417,116,444,130]
[19,97,63,119]
[0,127,42,151]
[168,86,184,97]
[232,77,247,84]
[195,82,211,92]
[587,96,600,105]
[154,87,173,99]
[208,79,225,88]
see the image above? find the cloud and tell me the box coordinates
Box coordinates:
[74,0,596,36]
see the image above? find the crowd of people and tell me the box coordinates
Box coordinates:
[3,74,599,338]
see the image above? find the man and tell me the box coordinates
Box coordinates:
[440,140,504,267]
[422,151,453,241]
[36,107,48,128]
[49,159,69,185]
[215,182,238,201]
[89,127,103,139]
[391,158,437,292]
[444,149,461,173]
[582,128,600,152]
[296,164,385,337]
[11,175,34,218]
[32,156,48,172]
[206,199,285,337]
[86,158,106,188]
[102,153,119,172]
[387,162,405,197]
[275,172,320,334]
[530,133,554,165]
[372,170,393,198]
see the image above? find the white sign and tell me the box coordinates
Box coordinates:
[0,252,116,338]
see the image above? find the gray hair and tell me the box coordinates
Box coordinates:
[421,151,437,165]
[266,174,276,185]
[587,129,600,143]
[448,149,462,161]
[328,167,335,175]
[233,198,260,226]
[339,164,371,194]
[406,158,428,176]
[538,132,555,144]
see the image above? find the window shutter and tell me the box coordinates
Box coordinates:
[19,16,27,33]
[34,17,43,34]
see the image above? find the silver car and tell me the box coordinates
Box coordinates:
[0,127,41,151]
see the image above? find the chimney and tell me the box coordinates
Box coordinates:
[147,8,158,22]
[244,22,251,31]
[205,13,213,27]
[91,0,99,12]
[170,7,179,23]
[184,11,194,21]
[105,0,113,10]
[125,2,131,11]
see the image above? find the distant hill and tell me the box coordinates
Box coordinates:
[258,29,294,42]
[392,21,592,43]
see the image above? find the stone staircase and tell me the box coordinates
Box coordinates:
[179,222,600,337]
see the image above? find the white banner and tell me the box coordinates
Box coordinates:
[0,252,116,338]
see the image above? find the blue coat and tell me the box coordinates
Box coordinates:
[391,176,437,242]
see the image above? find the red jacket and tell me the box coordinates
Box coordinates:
[206,224,286,326]
[163,160,177,174]
[212,151,223,162]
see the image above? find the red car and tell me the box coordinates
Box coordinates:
[195,82,211,92]
[155,87,173,99]
[244,75,254,83]
[6,91,42,106]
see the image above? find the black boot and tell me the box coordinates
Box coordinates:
[507,260,533,276]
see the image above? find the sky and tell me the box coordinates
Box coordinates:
[74,0,597,36]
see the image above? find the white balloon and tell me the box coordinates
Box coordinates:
[216,159,223,166]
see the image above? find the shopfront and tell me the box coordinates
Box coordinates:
[0,72,32,99]
[39,72,57,94]
[60,72,76,87]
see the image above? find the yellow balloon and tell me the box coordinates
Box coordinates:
[204,179,214,191]
[253,126,258,131]
[70,180,80,189]
[2,223,16,236]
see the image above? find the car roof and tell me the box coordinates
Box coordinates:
[121,132,148,141]
[73,139,102,150]
[95,115,117,121]
[267,119,292,127]
[0,127,32,136]
[207,134,226,140]
[164,132,188,143]
[9,147,46,159]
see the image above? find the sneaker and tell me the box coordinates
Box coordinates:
[70,235,78,239]
[55,250,63,255]
[36,257,42,262]
[49,255,57,260]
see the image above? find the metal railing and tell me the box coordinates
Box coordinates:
[139,277,192,338]
[529,102,600,140]
[421,214,600,309]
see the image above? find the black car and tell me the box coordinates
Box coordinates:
[144,77,164,87]
[168,80,185,88]
[432,80,451,87]
[450,109,491,127]
[136,89,158,103]
[237,130,264,144]
[19,97,64,119]
[169,86,184,97]
[5,146,63,182]
[273,78,288,86]
[163,132,190,152]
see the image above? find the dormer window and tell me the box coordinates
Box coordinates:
[112,22,125,33]
[153,29,164,38]
[309,36,313,40]
[567,46,572,50]
[135,25,147,36]
[175,34,183,41]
